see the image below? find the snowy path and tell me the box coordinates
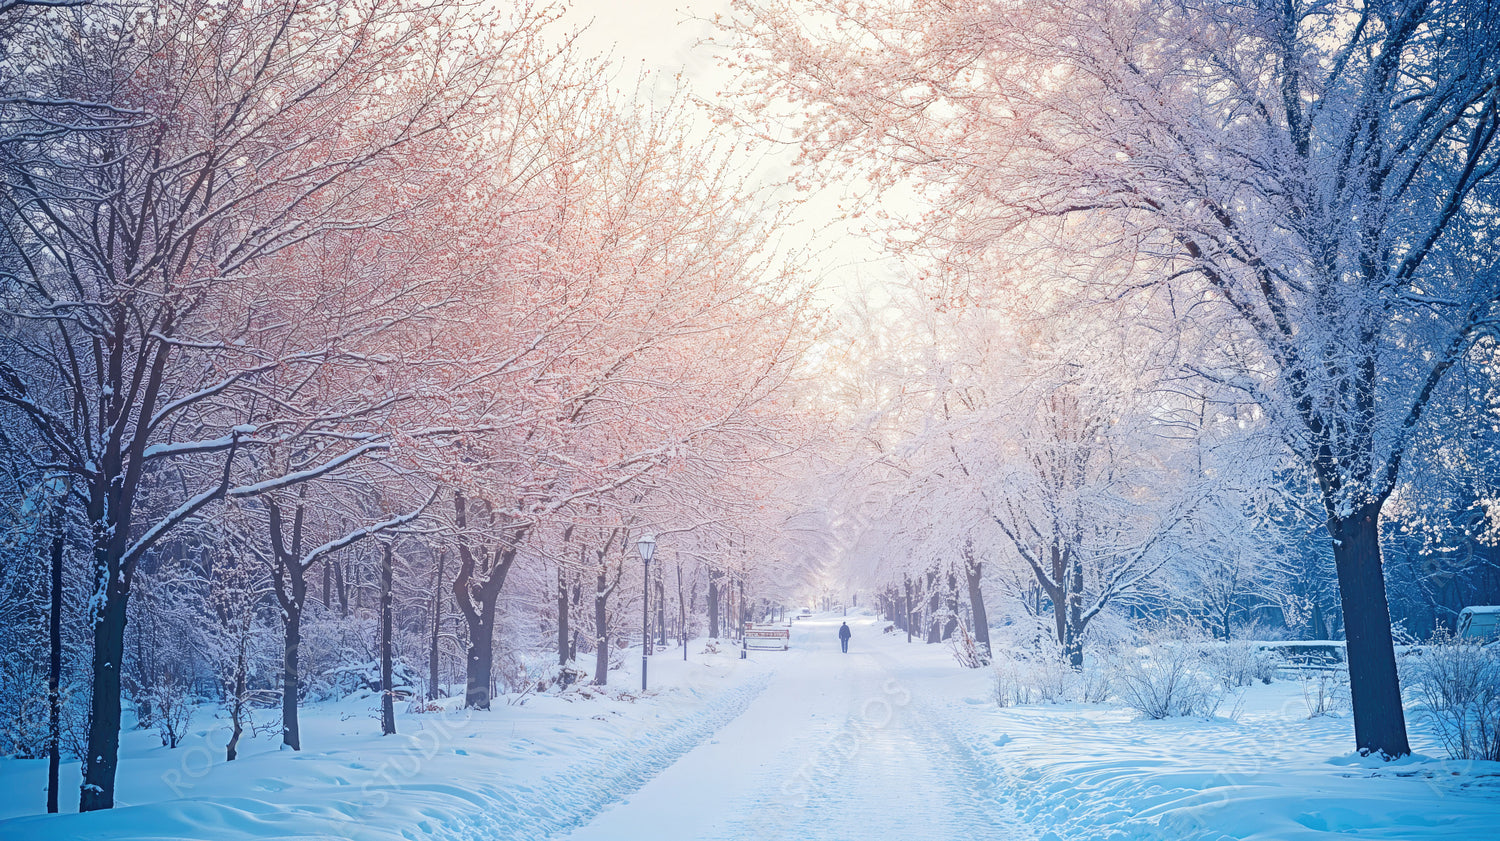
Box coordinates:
[556,616,1033,841]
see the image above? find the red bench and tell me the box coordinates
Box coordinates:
[744,624,790,651]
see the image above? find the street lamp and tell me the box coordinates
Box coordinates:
[638,532,656,693]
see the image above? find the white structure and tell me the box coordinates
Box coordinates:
[1456,606,1500,641]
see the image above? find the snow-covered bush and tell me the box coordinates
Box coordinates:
[1203,641,1281,690]
[991,657,1033,708]
[991,647,1074,706]
[1030,654,1075,703]
[148,671,194,749]
[1079,651,1117,704]
[299,612,379,701]
[1300,669,1349,718]
[499,651,568,697]
[1116,627,1224,719]
[325,659,421,698]
[1404,632,1500,761]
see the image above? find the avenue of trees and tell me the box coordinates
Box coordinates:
[723,0,1500,758]
[0,0,825,813]
[2,0,1499,824]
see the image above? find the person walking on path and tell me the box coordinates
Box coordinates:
[838,621,851,653]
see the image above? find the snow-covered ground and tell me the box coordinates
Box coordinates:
[0,645,773,841]
[3,615,1498,840]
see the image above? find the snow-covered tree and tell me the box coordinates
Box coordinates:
[724,0,1500,759]
[0,0,547,807]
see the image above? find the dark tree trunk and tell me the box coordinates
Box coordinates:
[1050,545,1067,653]
[47,510,63,814]
[380,543,396,736]
[708,572,720,639]
[943,569,960,641]
[1330,504,1411,757]
[1066,552,1084,669]
[227,644,247,761]
[269,499,307,751]
[926,569,941,644]
[677,563,688,659]
[656,576,666,646]
[333,559,348,617]
[558,568,571,667]
[452,492,522,710]
[462,594,497,707]
[281,607,303,750]
[81,580,126,811]
[904,576,915,643]
[80,316,172,813]
[570,580,581,661]
[963,547,991,664]
[429,551,445,701]
[594,570,610,686]
[322,562,332,609]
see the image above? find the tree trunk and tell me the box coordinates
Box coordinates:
[269,499,307,750]
[462,598,497,707]
[570,580,581,661]
[47,510,63,814]
[452,492,522,710]
[558,568,571,667]
[708,572,720,638]
[1330,504,1411,757]
[904,576,914,643]
[1309,598,1328,640]
[943,569,960,641]
[594,570,610,686]
[1050,545,1067,654]
[227,643,247,761]
[1066,553,1084,669]
[926,569,941,644]
[963,549,991,664]
[429,551,445,701]
[281,605,302,750]
[81,583,126,811]
[738,578,747,638]
[656,576,666,646]
[333,559,348,617]
[380,543,396,736]
[677,563,688,659]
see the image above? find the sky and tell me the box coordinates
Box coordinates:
[561,0,910,307]
[565,0,725,80]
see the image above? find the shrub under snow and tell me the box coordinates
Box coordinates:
[1202,641,1281,690]
[1404,632,1500,761]
[992,649,1076,707]
[990,645,1117,706]
[1116,626,1225,719]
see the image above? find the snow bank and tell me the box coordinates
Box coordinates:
[912,643,1500,841]
[0,642,769,841]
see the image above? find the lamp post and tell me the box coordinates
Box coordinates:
[638,532,656,693]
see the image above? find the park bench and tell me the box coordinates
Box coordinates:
[743,623,790,651]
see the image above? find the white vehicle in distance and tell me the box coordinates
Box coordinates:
[794,607,813,620]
